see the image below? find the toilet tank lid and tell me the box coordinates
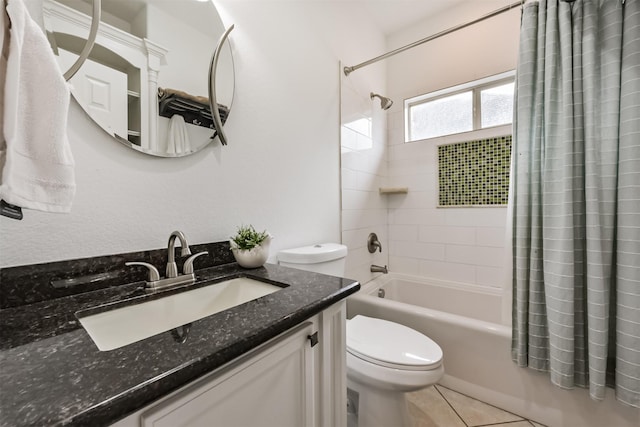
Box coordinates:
[277,243,347,264]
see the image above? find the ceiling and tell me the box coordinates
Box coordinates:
[63,0,218,36]
[359,0,469,35]
[66,1,478,38]
[64,0,490,40]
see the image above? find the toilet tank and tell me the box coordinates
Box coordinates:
[277,243,348,276]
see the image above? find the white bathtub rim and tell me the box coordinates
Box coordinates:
[365,272,503,297]
[349,277,511,338]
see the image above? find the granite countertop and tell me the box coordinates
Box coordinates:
[0,262,360,426]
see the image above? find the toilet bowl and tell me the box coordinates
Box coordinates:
[277,244,444,427]
[346,315,444,427]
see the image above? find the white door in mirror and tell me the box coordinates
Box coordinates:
[78,278,282,351]
[58,49,128,138]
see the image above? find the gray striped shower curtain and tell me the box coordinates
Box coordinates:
[511,0,639,408]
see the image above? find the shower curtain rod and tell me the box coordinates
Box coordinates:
[343,0,522,76]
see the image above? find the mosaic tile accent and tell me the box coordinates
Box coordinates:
[438,136,511,206]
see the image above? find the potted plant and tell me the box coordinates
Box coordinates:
[230,225,273,268]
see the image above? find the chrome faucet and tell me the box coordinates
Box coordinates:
[126,231,208,292]
[370,264,388,274]
[367,233,382,253]
[166,230,192,278]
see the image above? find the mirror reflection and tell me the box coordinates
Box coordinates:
[43,0,234,157]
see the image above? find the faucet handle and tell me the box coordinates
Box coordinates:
[367,233,382,253]
[126,262,161,282]
[183,251,208,274]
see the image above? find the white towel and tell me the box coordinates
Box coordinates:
[167,114,191,155]
[0,0,9,189]
[1,0,75,213]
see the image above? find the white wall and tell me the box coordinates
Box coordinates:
[384,2,520,305]
[0,1,385,268]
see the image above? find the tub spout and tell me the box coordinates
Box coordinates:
[371,264,388,274]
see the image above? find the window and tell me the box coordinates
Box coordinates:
[480,82,515,128]
[405,71,515,142]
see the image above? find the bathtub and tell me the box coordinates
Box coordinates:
[347,273,638,427]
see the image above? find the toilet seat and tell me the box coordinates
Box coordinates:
[347,315,442,371]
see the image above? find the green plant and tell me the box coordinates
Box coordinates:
[230,225,269,251]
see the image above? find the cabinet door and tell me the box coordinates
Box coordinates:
[141,322,317,427]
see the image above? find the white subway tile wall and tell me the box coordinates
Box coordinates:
[340,76,389,284]
[340,80,511,288]
[386,114,511,288]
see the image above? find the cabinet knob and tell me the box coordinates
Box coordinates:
[308,332,319,347]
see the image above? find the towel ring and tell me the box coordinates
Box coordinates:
[208,24,234,146]
[62,0,101,81]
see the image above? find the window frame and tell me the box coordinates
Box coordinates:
[404,70,516,143]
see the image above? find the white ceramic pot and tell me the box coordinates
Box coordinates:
[230,235,272,268]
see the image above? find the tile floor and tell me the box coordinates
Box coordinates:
[407,385,547,427]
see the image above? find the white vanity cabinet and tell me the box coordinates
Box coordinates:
[112,301,347,427]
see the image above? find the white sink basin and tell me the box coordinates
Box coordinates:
[77,277,283,351]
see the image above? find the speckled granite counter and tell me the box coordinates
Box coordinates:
[0,252,359,426]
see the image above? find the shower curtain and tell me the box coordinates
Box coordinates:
[511,0,639,408]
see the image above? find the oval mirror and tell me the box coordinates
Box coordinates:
[43,0,234,157]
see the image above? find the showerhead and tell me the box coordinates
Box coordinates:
[370,92,394,110]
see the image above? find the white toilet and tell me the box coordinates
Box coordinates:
[278,243,444,427]
[346,315,444,427]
